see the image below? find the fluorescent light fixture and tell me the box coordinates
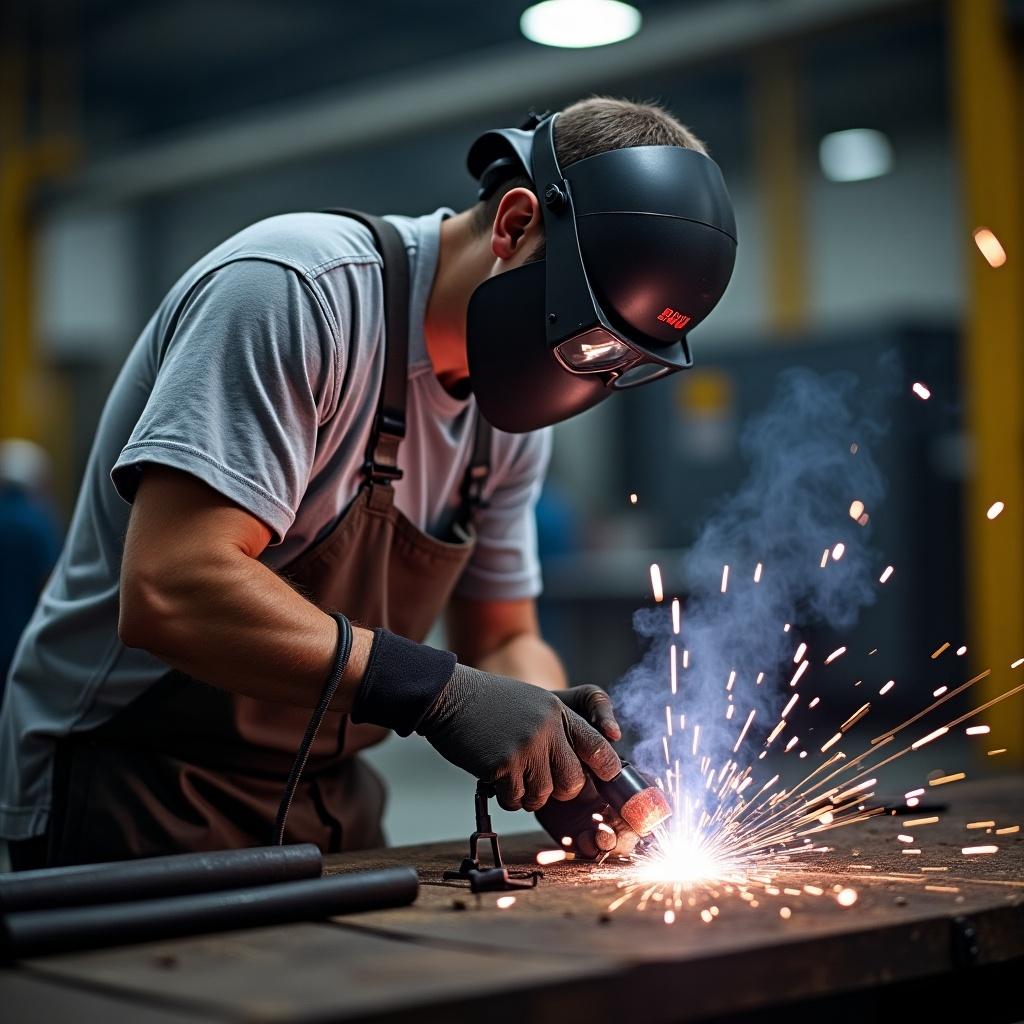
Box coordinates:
[818,128,893,183]
[520,0,641,49]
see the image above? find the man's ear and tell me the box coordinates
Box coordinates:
[491,187,542,262]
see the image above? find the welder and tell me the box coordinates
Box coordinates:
[0,97,735,869]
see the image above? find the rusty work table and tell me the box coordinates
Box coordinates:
[2,776,1022,1023]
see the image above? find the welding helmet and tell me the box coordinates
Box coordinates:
[466,111,737,432]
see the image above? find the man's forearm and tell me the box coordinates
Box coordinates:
[120,546,374,711]
[475,632,568,691]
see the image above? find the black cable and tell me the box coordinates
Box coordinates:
[274,613,354,846]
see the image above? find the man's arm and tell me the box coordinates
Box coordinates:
[118,465,374,708]
[446,595,567,691]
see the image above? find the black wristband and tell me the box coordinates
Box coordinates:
[351,629,457,737]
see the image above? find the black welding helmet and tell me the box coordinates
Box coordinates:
[465,111,737,432]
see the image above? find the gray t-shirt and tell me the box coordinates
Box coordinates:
[0,207,551,840]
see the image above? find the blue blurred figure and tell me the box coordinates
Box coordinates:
[0,440,62,701]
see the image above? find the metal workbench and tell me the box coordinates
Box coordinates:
[2,777,1022,1023]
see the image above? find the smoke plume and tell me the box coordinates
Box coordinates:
[616,364,893,782]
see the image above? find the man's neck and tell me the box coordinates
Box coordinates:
[424,211,491,396]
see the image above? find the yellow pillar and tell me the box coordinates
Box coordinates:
[0,12,77,507]
[751,49,809,335]
[949,0,1024,762]
[0,33,38,442]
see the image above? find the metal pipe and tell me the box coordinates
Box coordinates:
[0,844,323,913]
[1,867,419,960]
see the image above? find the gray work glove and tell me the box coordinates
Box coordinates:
[416,669,622,812]
[535,685,639,859]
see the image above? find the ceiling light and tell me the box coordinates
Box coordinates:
[818,128,893,183]
[520,0,642,49]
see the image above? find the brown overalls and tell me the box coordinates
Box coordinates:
[41,211,492,866]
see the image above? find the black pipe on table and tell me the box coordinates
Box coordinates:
[1,867,419,960]
[0,844,324,913]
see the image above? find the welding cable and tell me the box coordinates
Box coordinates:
[274,612,353,846]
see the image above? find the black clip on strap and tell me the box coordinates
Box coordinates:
[321,208,411,487]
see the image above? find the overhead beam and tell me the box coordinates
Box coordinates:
[62,0,928,206]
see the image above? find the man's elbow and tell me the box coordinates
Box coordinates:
[118,564,180,652]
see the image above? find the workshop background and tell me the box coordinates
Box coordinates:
[1,0,1021,844]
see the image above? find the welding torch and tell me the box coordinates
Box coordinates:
[591,760,672,845]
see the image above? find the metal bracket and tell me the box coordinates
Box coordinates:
[442,782,543,893]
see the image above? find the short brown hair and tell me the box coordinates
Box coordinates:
[471,96,707,250]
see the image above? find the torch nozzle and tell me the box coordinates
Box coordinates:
[593,761,672,837]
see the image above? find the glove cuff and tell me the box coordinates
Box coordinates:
[350,628,457,737]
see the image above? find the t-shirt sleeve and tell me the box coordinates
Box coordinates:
[454,425,552,601]
[111,259,339,544]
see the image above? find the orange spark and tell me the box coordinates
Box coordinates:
[973,227,1007,267]
[537,849,568,865]
[836,888,857,907]
[929,771,965,786]
[650,564,664,603]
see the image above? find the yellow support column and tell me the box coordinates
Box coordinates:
[752,49,809,335]
[949,0,1024,761]
[0,30,38,442]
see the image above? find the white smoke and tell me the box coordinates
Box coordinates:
[616,364,893,783]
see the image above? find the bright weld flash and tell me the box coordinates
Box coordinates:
[987,501,1005,520]
[879,565,894,583]
[849,500,865,519]
[912,382,931,400]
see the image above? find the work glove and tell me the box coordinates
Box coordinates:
[416,669,622,812]
[534,778,641,859]
[535,685,640,859]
